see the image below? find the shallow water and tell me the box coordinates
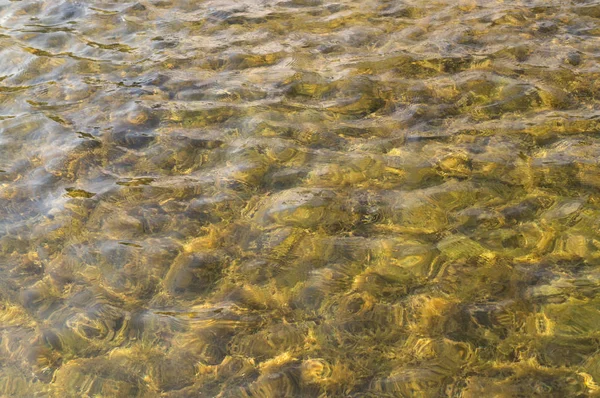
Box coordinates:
[1,0,600,396]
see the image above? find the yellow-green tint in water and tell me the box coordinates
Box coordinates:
[1,0,600,397]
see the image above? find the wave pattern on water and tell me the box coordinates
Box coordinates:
[1,0,600,396]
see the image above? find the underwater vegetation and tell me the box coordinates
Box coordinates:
[2,0,600,396]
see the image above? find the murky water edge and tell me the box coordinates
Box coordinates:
[1,0,600,396]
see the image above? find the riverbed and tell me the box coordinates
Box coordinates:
[1,0,600,396]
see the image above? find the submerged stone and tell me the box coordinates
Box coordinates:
[255,188,353,229]
[163,252,224,297]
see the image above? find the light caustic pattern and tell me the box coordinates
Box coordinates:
[1,0,600,396]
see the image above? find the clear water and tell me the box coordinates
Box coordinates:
[1,0,600,396]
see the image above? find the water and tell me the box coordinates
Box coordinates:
[1,0,600,396]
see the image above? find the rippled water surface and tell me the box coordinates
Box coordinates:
[2,0,600,396]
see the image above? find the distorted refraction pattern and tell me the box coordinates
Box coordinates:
[1,0,600,396]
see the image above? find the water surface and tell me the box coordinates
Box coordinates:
[1,0,600,396]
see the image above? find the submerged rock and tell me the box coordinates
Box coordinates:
[163,252,225,297]
[254,188,354,229]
